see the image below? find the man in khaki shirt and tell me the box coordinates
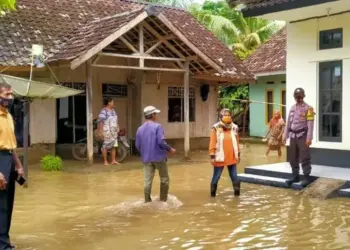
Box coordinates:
[0,82,24,249]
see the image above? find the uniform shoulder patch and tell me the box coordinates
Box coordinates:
[306,107,315,121]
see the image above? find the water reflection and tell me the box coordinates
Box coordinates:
[11,144,350,249]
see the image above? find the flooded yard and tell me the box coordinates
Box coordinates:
[12,144,350,250]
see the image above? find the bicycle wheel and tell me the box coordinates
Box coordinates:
[116,143,128,163]
[72,143,88,161]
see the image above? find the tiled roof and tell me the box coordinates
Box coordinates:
[52,8,145,61]
[159,8,253,81]
[0,0,254,81]
[244,28,286,74]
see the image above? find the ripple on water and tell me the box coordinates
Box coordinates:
[103,194,183,216]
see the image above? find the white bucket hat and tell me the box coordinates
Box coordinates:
[144,106,161,116]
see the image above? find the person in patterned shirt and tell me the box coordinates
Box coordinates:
[98,97,120,166]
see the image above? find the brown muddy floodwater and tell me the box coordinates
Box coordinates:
[12,144,350,250]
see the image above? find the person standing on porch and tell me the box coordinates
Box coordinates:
[0,82,24,249]
[283,88,315,187]
[135,106,176,203]
[98,97,120,166]
[209,108,241,197]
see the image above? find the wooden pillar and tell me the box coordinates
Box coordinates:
[86,59,94,165]
[23,100,29,188]
[184,61,190,158]
[127,84,133,140]
[139,23,144,67]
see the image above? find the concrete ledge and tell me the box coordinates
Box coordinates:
[238,173,303,190]
[245,162,346,182]
[238,173,288,188]
[242,162,350,198]
[338,188,350,198]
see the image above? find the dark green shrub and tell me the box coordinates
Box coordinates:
[40,155,63,171]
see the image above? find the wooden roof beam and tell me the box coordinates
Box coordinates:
[92,64,185,72]
[98,52,185,62]
[119,36,138,53]
[70,11,148,70]
[157,13,222,73]
[143,22,186,59]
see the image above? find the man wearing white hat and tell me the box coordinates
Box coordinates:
[136,106,176,202]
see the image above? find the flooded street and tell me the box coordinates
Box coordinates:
[12,144,350,250]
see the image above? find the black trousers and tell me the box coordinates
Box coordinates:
[0,153,15,250]
[289,134,311,176]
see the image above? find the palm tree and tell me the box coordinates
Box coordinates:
[189,1,284,59]
[0,0,15,11]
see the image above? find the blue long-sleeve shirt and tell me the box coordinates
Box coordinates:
[135,121,171,163]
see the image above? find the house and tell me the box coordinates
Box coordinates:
[0,0,254,162]
[231,0,350,168]
[244,28,286,138]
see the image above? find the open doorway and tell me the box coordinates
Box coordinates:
[9,98,26,147]
[56,82,86,144]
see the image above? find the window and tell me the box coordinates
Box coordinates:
[102,84,128,97]
[281,89,286,121]
[319,61,342,142]
[265,89,274,124]
[319,28,343,50]
[168,87,195,123]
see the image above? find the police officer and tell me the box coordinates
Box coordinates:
[283,87,315,187]
[0,82,24,249]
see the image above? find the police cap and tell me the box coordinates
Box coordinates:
[294,87,305,96]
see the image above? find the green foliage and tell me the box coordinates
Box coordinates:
[189,1,283,58]
[219,84,248,123]
[40,155,63,171]
[0,0,16,11]
[144,0,283,58]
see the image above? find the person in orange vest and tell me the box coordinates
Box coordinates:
[209,108,241,197]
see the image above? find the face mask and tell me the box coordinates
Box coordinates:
[0,97,14,109]
[222,116,232,124]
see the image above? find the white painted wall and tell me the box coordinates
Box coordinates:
[286,12,350,150]
[30,99,57,143]
[141,80,217,139]
[27,63,218,144]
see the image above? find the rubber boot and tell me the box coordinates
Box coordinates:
[286,174,300,186]
[210,184,217,197]
[300,175,312,188]
[144,194,152,203]
[233,181,241,196]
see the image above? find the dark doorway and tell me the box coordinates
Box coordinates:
[281,90,286,121]
[9,98,25,147]
[56,96,87,143]
[56,82,86,144]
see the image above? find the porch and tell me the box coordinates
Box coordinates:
[238,162,350,197]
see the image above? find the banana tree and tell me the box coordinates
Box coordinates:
[0,0,15,11]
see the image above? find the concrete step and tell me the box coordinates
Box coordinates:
[238,173,303,190]
[338,188,350,198]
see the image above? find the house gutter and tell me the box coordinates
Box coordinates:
[241,0,338,18]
